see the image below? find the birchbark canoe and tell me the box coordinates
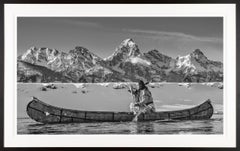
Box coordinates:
[26,97,214,124]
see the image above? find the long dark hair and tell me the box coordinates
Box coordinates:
[138,80,147,90]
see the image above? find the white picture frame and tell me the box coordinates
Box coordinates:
[4,4,236,148]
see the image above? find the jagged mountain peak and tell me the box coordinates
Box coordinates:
[105,38,141,62]
[143,49,174,69]
[146,49,171,58]
[190,49,208,61]
[69,46,102,62]
[69,46,91,57]
[175,49,222,75]
[70,46,89,54]
[193,49,204,55]
[21,46,60,59]
[24,46,59,55]
[121,38,135,47]
[19,46,61,68]
[144,49,173,62]
[29,46,37,51]
[117,38,140,57]
[23,46,37,56]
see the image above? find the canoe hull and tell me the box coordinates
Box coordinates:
[27,97,213,124]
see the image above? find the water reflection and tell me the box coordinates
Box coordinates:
[135,122,155,134]
[19,115,222,134]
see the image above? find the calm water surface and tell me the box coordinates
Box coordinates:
[18,114,223,134]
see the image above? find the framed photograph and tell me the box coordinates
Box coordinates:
[2,1,239,149]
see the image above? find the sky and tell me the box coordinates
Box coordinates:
[17,17,223,61]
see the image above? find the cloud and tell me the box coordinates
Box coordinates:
[183,99,192,102]
[59,19,102,28]
[123,29,222,43]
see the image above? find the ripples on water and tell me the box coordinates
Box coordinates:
[17,114,223,135]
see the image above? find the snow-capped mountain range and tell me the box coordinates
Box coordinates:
[17,38,223,83]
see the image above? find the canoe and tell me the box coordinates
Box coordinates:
[26,97,214,124]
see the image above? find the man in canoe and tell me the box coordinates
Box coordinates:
[129,80,156,120]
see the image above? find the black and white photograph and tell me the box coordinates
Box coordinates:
[3,3,237,148]
[17,17,223,135]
